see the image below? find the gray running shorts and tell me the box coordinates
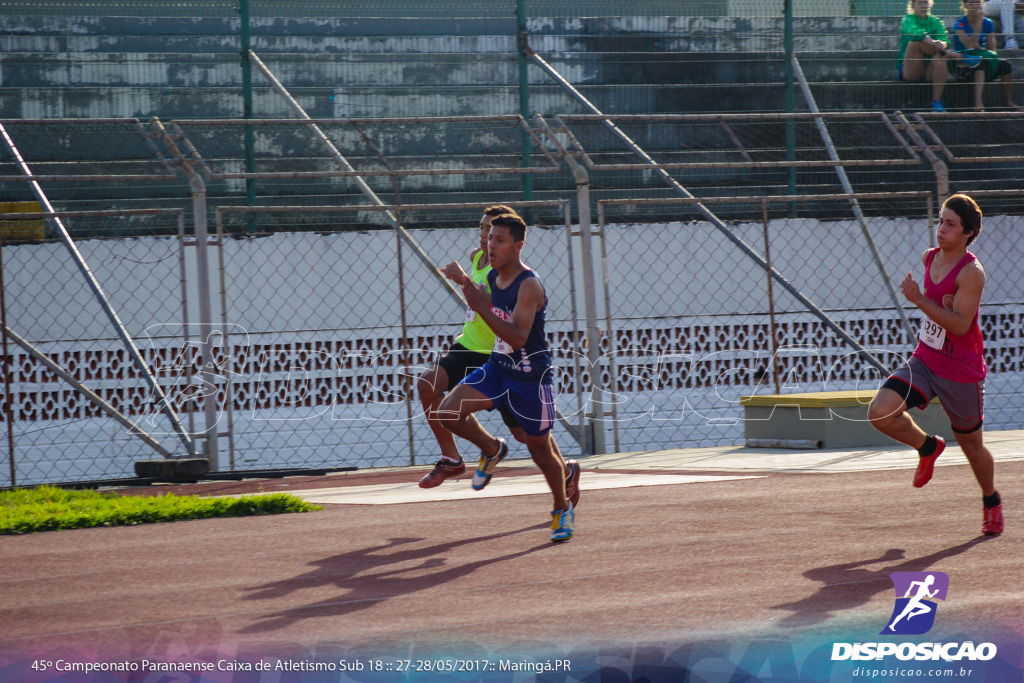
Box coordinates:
[882,356,984,433]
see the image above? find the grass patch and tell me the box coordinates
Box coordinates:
[0,485,322,535]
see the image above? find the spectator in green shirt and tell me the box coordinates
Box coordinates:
[899,0,967,110]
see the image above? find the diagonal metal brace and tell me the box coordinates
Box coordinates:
[526,50,888,373]
[0,122,197,456]
[246,50,466,310]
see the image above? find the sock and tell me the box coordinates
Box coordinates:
[440,456,461,464]
[983,491,1001,508]
[918,435,938,458]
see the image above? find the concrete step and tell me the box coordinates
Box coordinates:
[0,31,903,55]
[0,51,918,89]
[0,33,516,55]
[0,52,516,88]
[0,15,908,54]
[0,0,867,19]
[7,78,1019,119]
[0,82,802,118]
[0,85,523,118]
[0,15,516,38]
[808,79,1024,111]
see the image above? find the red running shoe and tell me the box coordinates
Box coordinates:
[982,504,1003,536]
[418,459,466,488]
[913,436,945,488]
[564,459,581,508]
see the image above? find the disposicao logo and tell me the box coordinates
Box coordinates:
[881,571,949,635]
[831,571,998,663]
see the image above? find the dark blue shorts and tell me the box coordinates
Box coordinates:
[463,362,557,436]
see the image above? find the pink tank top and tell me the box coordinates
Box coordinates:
[912,248,987,382]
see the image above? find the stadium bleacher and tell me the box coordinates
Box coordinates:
[1,4,1021,213]
[1,9,1021,119]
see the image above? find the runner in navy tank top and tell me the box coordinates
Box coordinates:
[485,267,553,385]
[438,213,575,542]
[417,206,580,507]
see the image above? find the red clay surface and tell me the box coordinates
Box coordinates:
[2,460,1021,663]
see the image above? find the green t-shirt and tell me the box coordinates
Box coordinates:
[453,250,497,354]
[898,13,949,67]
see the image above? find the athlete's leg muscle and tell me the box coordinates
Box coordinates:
[524,432,568,511]
[417,364,461,460]
[437,383,500,455]
[953,429,996,496]
[868,388,928,449]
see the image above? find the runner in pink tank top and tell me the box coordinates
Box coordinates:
[866,194,1002,536]
[911,248,987,383]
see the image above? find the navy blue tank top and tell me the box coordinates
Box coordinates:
[486,268,553,385]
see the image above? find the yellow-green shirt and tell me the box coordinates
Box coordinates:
[898,13,948,67]
[453,251,496,354]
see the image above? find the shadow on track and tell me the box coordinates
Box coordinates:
[237,523,551,634]
[771,537,997,628]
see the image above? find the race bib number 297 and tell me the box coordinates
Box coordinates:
[919,318,946,350]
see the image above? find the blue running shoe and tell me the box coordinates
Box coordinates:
[550,505,574,542]
[472,438,508,490]
[962,53,982,68]
[931,99,946,112]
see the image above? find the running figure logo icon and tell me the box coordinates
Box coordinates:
[881,572,949,635]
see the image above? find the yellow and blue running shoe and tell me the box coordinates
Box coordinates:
[472,438,508,490]
[550,504,574,542]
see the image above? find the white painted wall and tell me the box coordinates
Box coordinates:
[6,215,1020,343]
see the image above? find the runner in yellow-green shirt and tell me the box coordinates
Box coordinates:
[417,205,521,488]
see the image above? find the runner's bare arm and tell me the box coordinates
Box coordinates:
[902,262,985,337]
[463,276,543,350]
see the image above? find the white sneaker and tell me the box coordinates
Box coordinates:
[1006,37,1020,50]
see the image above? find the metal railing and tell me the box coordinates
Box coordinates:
[1,115,1021,487]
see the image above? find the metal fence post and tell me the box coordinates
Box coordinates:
[189,172,220,470]
[152,117,221,469]
[240,0,257,233]
[516,0,534,218]
[572,169,606,455]
[394,211,416,466]
[534,114,607,454]
[0,238,16,487]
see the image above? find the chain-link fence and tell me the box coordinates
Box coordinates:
[210,200,581,473]
[1,115,1022,487]
[0,209,195,486]
[170,116,558,211]
[596,194,915,451]
[595,194,1023,452]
